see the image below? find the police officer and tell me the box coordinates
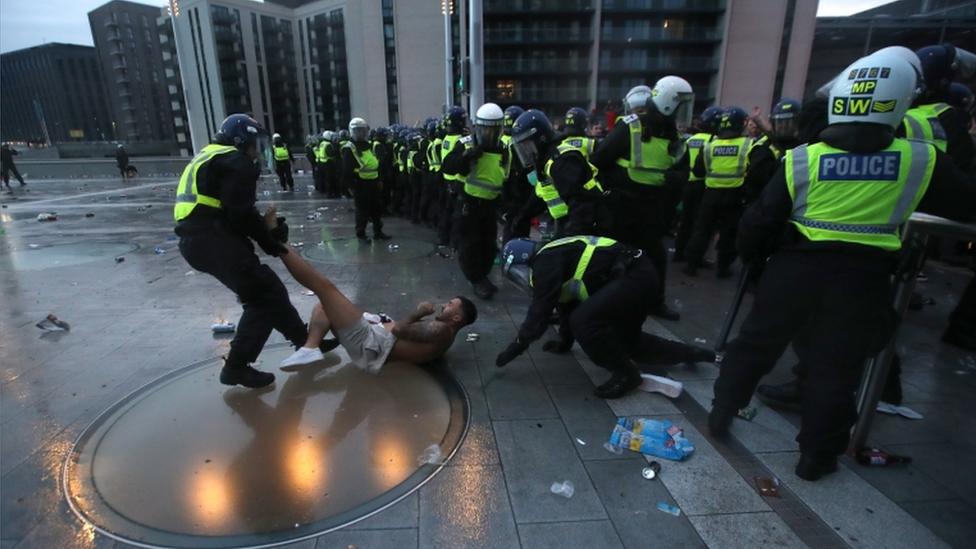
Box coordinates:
[337,130,352,198]
[742,99,803,204]
[272,133,294,191]
[494,236,715,399]
[438,106,469,252]
[511,109,608,239]
[442,103,511,299]
[683,107,753,278]
[421,119,443,228]
[174,114,310,388]
[590,78,695,321]
[501,105,530,244]
[707,54,976,481]
[343,117,391,242]
[306,135,321,193]
[673,106,723,262]
[407,131,428,224]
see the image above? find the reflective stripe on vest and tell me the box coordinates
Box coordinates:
[344,142,379,179]
[173,144,237,221]
[273,145,289,161]
[535,178,568,219]
[464,151,507,200]
[442,134,463,181]
[902,103,950,152]
[428,138,442,171]
[559,136,596,160]
[315,142,329,163]
[614,116,674,185]
[786,139,934,250]
[532,236,619,302]
[685,133,711,182]
[703,136,752,188]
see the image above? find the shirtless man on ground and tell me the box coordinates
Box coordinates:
[265,207,477,373]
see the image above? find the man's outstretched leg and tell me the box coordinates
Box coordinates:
[281,303,341,371]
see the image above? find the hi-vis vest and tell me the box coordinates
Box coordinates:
[751,135,785,162]
[315,141,330,163]
[614,114,675,185]
[785,139,935,251]
[684,132,711,182]
[344,142,379,180]
[538,140,604,219]
[462,136,510,200]
[531,235,619,302]
[428,137,442,172]
[442,134,464,181]
[273,145,290,162]
[559,136,597,160]
[174,144,237,221]
[902,103,950,152]
[703,136,752,188]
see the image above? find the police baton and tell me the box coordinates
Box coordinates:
[715,262,752,352]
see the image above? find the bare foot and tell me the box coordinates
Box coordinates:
[263,205,278,229]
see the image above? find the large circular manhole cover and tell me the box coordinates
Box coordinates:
[0,242,138,271]
[64,343,468,548]
[302,237,434,264]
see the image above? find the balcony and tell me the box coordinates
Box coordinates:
[211,11,236,26]
[104,19,118,28]
[485,58,590,74]
[602,0,726,13]
[116,73,130,84]
[485,0,594,13]
[112,61,128,70]
[485,27,593,44]
[214,27,236,44]
[486,85,590,103]
[107,33,122,42]
[600,26,721,42]
[598,56,717,72]
[110,47,124,56]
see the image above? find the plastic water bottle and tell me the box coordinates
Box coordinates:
[550,480,574,498]
[211,323,236,333]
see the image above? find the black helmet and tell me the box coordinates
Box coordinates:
[215,114,268,151]
[947,82,974,115]
[915,44,959,93]
[717,107,747,139]
[338,129,350,141]
[374,126,390,143]
[444,106,468,133]
[564,107,589,136]
[770,98,801,140]
[510,109,554,170]
[698,106,724,134]
[503,105,525,135]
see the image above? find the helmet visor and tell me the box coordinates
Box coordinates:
[513,138,539,170]
[672,93,695,128]
[352,126,369,141]
[771,117,799,140]
[475,124,503,148]
[255,135,273,172]
[953,47,976,78]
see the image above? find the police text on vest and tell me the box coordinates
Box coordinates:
[818,152,900,181]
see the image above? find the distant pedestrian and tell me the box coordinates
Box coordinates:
[116,144,129,178]
[1,142,27,189]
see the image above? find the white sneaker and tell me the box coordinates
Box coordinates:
[639,374,683,399]
[280,347,324,371]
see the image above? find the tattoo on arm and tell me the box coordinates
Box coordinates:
[392,320,448,344]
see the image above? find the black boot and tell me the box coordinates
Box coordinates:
[594,366,642,399]
[755,378,803,412]
[708,405,735,438]
[220,362,275,388]
[472,279,493,300]
[357,233,372,243]
[795,454,838,481]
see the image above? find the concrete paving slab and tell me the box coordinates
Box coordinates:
[546,384,633,462]
[682,379,799,454]
[517,520,624,549]
[308,527,417,549]
[419,465,519,549]
[480,364,558,421]
[687,511,805,548]
[899,499,976,549]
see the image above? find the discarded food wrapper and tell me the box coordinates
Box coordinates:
[115,257,125,264]
[694,337,706,344]
[657,501,681,516]
[465,332,479,342]
[603,441,623,455]
[417,444,446,465]
[36,314,70,332]
[301,290,316,296]
[876,402,923,420]
[154,248,165,254]
[211,323,236,333]
[37,213,57,221]
[754,477,781,498]
[737,407,757,421]
[609,418,695,460]
[638,374,683,398]
[550,480,574,499]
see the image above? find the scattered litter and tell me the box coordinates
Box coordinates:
[289,242,305,248]
[263,191,271,196]
[154,248,165,254]
[754,477,781,498]
[331,217,340,222]
[576,438,586,445]
[115,257,125,264]
[28,244,39,249]
[317,206,329,211]
[657,501,681,516]
[737,407,757,421]
[465,333,479,342]
[137,206,147,212]
[307,214,316,220]
[694,337,706,344]
[955,370,967,375]
[715,354,723,363]
[876,402,923,419]
[184,270,196,276]
[550,480,574,499]
[608,418,695,460]
[166,236,177,241]
[119,194,127,199]
[36,213,57,221]
[211,323,236,333]
[388,244,399,251]
[638,374,683,398]
[36,314,70,332]
[672,299,683,310]
[603,441,623,455]
[642,461,662,480]
[301,290,316,296]
[417,444,446,465]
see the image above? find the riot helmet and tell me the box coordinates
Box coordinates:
[717,107,747,139]
[947,82,974,115]
[510,109,555,171]
[623,85,653,114]
[474,102,505,148]
[651,76,695,128]
[214,114,268,153]
[698,106,724,134]
[348,118,369,142]
[338,129,350,142]
[501,238,541,275]
[916,44,976,95]
[503,105,525,135]
[828,53,919,129]
[770,98,802,140]
[564,107,589,136]
[444,106,468,134]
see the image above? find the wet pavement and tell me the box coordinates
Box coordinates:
[1,175,974,548]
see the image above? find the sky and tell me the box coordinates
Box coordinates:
[0,0,899,55]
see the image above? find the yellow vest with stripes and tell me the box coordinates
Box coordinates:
[684,133,711,182]
[531,236,619,302]
[273,145,289,161]
[614,115,675,186]
[902,103,950,152]
[173,144,237,221]
[463,138,510,200]
[344,142,379,180]
[442,134,464,181]
[703,136,752,189]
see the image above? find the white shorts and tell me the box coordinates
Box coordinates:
[336,317,396,374]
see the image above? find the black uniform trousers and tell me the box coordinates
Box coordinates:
[313,161,326,193]
[408,172,424,223]
[2,164,25,186]
[420,171,439,226]
[684,187,744,270]
[673,179,706,259]
[178,230,307,366]
[456,194,498,283]
[605,193,668,306]
[568,258,701,372]
[712,250,894,458]
[438,181,459,248]
[354,179,385,237]
[275,161,294,190]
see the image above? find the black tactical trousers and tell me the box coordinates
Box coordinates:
[684,187,744,270]
[674,179,706,259]
[354,180,384,236]
[456,194,499,283]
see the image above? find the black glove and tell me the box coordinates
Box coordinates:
[463,145,484,160]
[269,216,289,243]
[496,337,529,367]
[257,237,288,257]
[542,339,573,354]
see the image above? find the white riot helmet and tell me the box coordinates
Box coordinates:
[623,85,653,114]
[272,133,282,142]
[348,117,369,142]
[827,53,919,129]
[817,46,924,99]
[322,130,333,141]
[474,102,505,148]
[651,76,695,128]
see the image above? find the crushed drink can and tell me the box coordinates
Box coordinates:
[642,461,662,480]
[211,323,236,333]
[154,248,165,254]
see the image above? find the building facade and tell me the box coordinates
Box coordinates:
[88,0,177,144]
[0,44,114,144]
